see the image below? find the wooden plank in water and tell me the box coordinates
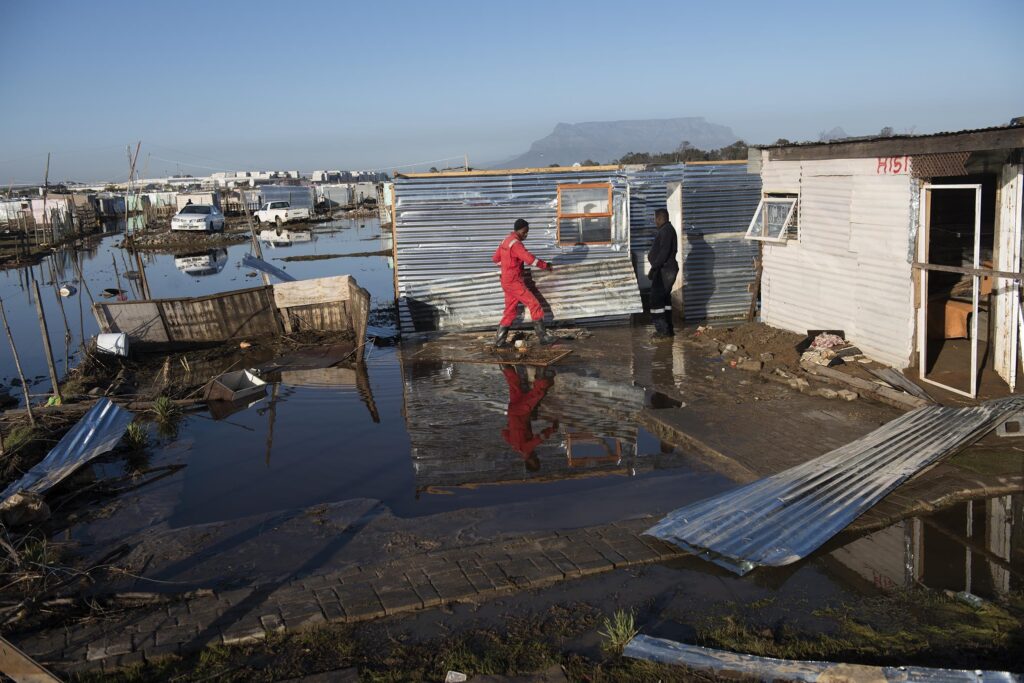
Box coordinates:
[272,275,352,308]
[438,347,573,367]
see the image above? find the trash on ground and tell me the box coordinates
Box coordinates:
[241,252,296,283]
[96,332,129,356]
[203,369,267,404]
[0,398,134,506]
[866,366,936,402]
[644,397,1024,575]
[58,284,77,297]
[622,634,1022,682]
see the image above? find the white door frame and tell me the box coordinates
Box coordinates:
[917,184,983,398]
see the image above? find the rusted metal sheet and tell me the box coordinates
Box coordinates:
[393,169,636,331]
[645,397,1024,575]
[0,399,133,502]
[624,634,1021,682]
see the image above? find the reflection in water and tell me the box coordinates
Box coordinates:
[501,365,558,472]
[174,249,229,276]
[830,494,1023,600]
[401,350,671,492]
[259,228,314,247]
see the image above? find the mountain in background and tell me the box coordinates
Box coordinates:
[496,117,740,168]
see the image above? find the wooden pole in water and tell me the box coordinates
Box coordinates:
[32,279,63,405]
[134,249,151,300]
[0,299,35,425]
[240,191,270,286]
[111,253,124,297]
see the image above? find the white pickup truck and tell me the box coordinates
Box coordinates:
[254,201,310,225]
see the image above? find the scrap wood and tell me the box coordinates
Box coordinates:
[645,396,1024,575]
[623,634,1022,683]
[438,348,573,367]
[800,361,931,411]
[0,634,60,683]
[866,366,936,402]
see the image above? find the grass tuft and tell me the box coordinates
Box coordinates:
[599,609,638,655]
[123,423,148,451]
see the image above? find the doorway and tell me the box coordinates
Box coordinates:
[917,176,997,397]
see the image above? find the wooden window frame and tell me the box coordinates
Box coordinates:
[556,183,614,246]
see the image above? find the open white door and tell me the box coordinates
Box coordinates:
[994,165,1024,389]
[917,184,983,398]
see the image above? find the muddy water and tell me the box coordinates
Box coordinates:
[0,218,392,400]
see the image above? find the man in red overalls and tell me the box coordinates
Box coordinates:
[492,218,555,347]
[501,365,558,472]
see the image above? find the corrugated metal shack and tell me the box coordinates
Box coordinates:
[261,185,315,211]
[392,166,639,332]
[750,123,1024,397]
[392,164,761,332]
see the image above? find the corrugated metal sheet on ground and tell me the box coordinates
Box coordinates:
[623,635,1022,683]
[0,399,133,502]
[645,396,1024,575]
[398,259,641,332]
[393,170,634,331]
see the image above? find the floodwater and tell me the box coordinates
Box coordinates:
[2,222,1021,611]
[0,218,393,398]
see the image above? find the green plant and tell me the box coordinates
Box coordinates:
[599,609,638,655]
[150,397,181,438]
[2,425,37,454]
[123,423,148,451]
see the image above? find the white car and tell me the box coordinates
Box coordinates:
[171,204,225,232]
[254,201,311,225]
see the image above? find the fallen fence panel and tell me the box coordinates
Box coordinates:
[645,396,1024,575]
[0,398,133,502]
[623,634,1022,683]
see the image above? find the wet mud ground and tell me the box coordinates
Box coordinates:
[1,219,1023,677]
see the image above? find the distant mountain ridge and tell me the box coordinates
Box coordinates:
[497,117,740,168]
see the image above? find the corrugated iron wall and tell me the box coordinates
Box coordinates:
[678,164,762,321]
[393,170,638,332]
[760,158,915,367]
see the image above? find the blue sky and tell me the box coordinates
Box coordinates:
[1,0,1021,183]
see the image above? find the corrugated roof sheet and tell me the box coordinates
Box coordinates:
[1,398,133,502]
[645,396,1024,575]
[758,122,1024,150]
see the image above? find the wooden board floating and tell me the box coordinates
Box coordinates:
[438,347,574,367]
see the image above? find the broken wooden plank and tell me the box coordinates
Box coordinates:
[865,366,936,402]
[0,634,61,683]
[800,361,931,410]
[272,275,353,308]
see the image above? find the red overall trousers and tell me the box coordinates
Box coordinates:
[492,232,548,327]
[501,367,556,458]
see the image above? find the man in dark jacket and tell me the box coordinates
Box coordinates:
[647,208,678,338]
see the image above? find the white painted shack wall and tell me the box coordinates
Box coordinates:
[993,164,1023,388]
[760,157,915,368]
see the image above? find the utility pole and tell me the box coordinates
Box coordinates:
[41,153,51,244]
[464,153,469,172]
[0,300,35,425]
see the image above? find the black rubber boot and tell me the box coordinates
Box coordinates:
[494,326,510,348]
[533,320,556,346]
[652,311,671,338]
[663,310,675,337]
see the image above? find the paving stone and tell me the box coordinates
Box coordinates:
[154,625,198,647]
[427,567,477,600]
[336,581,386,621]
[142,640,182,661]
[561,548,613,576]
[319,598,347,622]
[217,587,255,606]
[461,565,498,593]
[373,581,423,615]
[543,551,582,578]
[260,613,285,633]
[404,570,444,607]
[478,562,516,591]
[220,621,267,646]
[110,650,146,668]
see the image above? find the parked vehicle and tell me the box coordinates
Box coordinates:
[171,204,225,232]
[254,201,310,225]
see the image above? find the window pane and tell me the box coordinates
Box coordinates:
[746,198,795,241]
[559,186,610,216]
[559,216,611,244]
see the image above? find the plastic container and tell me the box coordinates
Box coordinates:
[59,284,77,297]
[96,333,129,357]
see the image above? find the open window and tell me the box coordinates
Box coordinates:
[557,184,613,245]
[745,194,798,243]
